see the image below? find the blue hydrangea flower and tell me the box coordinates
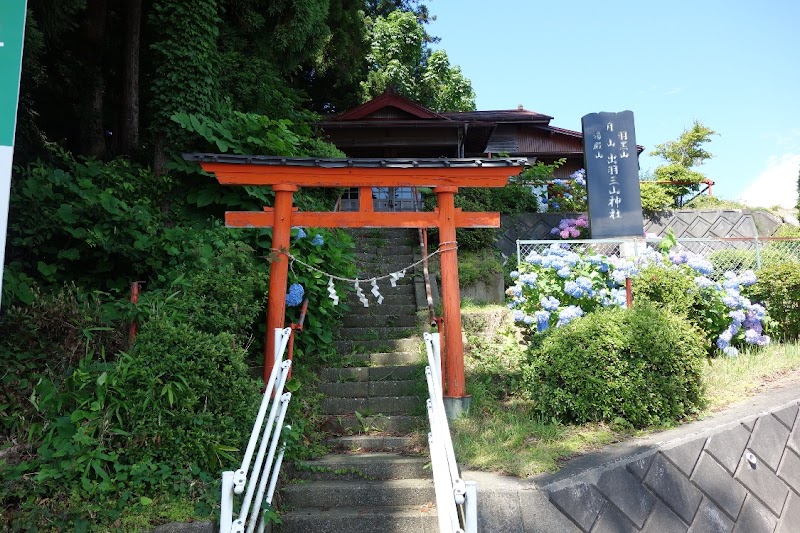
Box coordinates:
[669,250,689,265]
[534,310,550,332]
[719,328,733,342]
[686,256,714,276]
[523,314,534,325]
[750,304,766,320]
[722,346,739,357]
[286,283,305,306]
[519,273,538,286]
[556,305,584,327]
[694,276,714,289]
[311,234,324,246]
[744,329,759,344]
[730,309,746,324]
[722,295,740,309]
[739,270,757,286]
[564,281,583,298]
[293,227,307,240]
[606,288,626,307]
[556,266,571,278]
[512,310,525,322]
[716,336,729,350]
[540,295,560,311]
[509,270,520,279]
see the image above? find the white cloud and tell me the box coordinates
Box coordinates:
[739,154,800,209]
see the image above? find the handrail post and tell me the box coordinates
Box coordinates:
[465,480,478,533]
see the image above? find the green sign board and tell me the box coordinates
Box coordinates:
[1,1,27,308]
[0,1,27,147]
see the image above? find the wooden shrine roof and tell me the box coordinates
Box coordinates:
[184,154,527,169]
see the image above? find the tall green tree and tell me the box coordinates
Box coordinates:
[361,10,475,112]
[649,121,718,207]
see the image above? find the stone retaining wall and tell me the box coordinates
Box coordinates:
[543,401,800,532]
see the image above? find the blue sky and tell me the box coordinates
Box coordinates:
[429,0,800,209]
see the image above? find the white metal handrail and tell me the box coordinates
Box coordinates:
[220,327,294,533]
[423,332,477,533]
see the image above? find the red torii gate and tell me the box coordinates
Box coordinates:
[186,154,524,408]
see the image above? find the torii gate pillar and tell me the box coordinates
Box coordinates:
[265,184,298,381]
[435,186,469,414]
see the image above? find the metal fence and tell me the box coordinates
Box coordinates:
[517,237,800,280]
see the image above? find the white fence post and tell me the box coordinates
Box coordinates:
[424,332,474,533]
[219,327,294,533]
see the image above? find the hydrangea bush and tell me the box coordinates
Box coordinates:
[508,243,769,356]
[546,169,588,212]
[550,214,589,239]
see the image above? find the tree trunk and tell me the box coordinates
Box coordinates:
[119,0,141,155]
[80,0,108,158]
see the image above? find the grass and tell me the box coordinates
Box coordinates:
[450,305,800,478]
[703,341,800,410]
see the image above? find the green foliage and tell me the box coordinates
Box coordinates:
[649,121,718,207]
[524,303,706,427]
[148,0,222,148]
[457,251,504,287]
[171,111,343,159]
[683,195,748,210]
[639,181,675,212]
[362,10,475,112]
[746,263,800,340]
[4,149,170,300]
[286,229,358,364]
[0,287,126,439]
[632,264,727,348]
[121,318,261,471]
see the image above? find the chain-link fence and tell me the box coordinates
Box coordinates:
[517,237,800,280]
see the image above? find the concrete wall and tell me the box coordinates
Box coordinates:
[496,210,786,259]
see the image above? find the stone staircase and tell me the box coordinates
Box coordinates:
[277,228,438,532]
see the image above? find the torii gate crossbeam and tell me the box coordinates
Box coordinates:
[184,154,525,412]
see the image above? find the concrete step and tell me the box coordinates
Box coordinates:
[327,435,422,453]
[321,395,423,415]
[321,414,424,435]
[346,303,418,317]
[340,313,418,329]
[346,351,423,366]
[335,338,422,355]
[336,326,417,341]
[282,478,434,508]
[320,365,419,383]
[290,452,430,481]
[278,504,437,533]
[348,228,418,240]
[319,380,420,398]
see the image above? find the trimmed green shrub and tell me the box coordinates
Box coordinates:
[746,263,800,340]
[524,303,706,427]
[632,264,728,348]
[121,318,261,471]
